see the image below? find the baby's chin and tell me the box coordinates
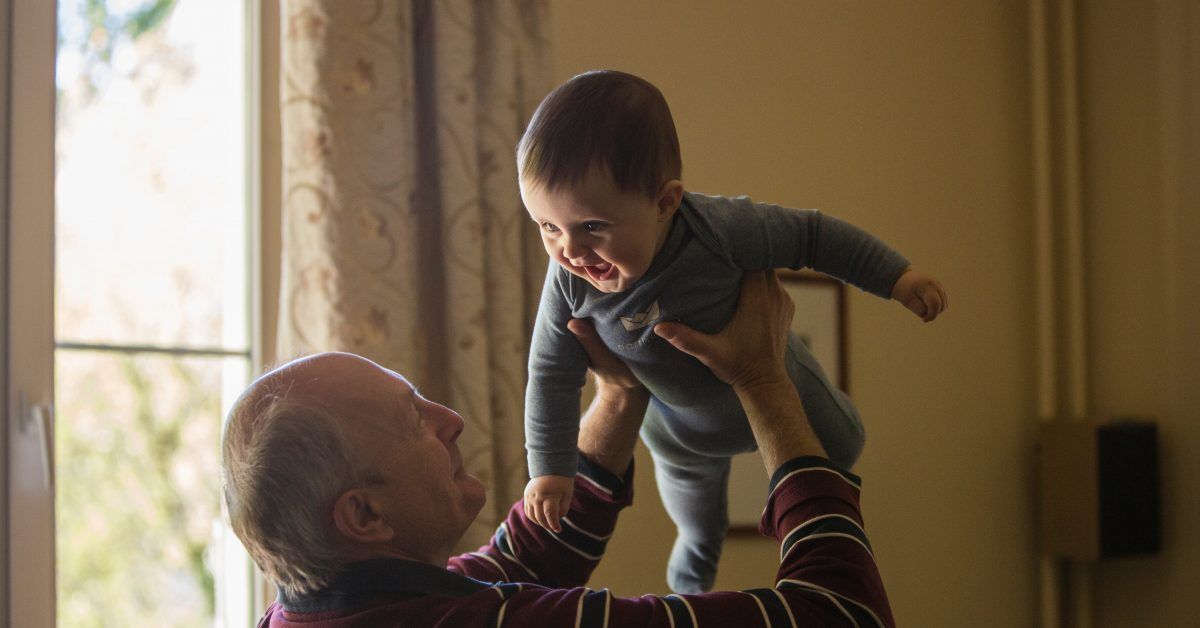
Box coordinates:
[589,282,621,294]
[586,272,642,294]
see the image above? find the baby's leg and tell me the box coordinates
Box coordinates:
[652,454,732,594]
[641,411,733,594]
[786,333,865,468]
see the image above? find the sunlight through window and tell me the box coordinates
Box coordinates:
[54,0,254,625]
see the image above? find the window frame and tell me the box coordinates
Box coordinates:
[5,0,58,625]
[4,0,268,624]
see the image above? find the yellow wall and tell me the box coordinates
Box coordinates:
[1080,2,1200,626]
[551,2,1038,626]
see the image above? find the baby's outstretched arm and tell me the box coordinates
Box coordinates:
[891,267,949,322]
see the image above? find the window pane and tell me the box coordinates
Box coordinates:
[53,1,255,625]
[55,351,249,626]
[55,0,248,350]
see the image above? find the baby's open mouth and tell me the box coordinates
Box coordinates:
[582,261,617,282]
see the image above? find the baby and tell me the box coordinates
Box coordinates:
[519,70,946,593]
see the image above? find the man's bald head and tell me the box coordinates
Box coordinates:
[221,352,485,598]
[221,352,387,597]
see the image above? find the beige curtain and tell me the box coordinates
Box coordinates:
[278,0,551,549]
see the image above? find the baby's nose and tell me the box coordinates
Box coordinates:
[562,238,588,261]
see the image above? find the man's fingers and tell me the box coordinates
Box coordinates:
[566,318,590,338]
[653,321,711,359]
[567,318,605,361]
[737,269,769,307]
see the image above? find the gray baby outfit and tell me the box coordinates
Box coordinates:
[525,192,909,593]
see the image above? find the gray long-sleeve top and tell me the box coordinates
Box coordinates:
[525,192,910,478]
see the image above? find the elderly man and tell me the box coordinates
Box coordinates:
[222,271,894,627]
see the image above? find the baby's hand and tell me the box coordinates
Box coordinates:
[523,475,575,533]
[891,268,948,322]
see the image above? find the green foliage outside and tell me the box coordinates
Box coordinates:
[56,354,221,627]
[58,0,181,99]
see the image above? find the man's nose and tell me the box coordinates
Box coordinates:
[432,404,465,442]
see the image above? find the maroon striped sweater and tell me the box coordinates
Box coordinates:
[258,455,893,627]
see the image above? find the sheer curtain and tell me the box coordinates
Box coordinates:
[278,0,550,548]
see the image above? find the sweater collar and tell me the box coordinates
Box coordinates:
[278,558,490,613]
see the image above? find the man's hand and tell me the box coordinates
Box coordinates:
[569,318,649,476]
[568,318,644,399]
[652,270,794,390]
[891,268,948,322]
[524,475,574,533]
[652,270,826,474]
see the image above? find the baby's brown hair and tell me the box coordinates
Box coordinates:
[518,70,681,199]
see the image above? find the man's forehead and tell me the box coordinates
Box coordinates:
[257,352,415,402]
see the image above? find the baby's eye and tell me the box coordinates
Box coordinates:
[583,222,607,233]
[541,222,560,234]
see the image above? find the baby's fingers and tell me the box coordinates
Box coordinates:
[525,497,549,530]
[558,492,573,526]
[525,496,544,529]
[905,295,928,319]
[541,498,562,533]
[921,286,945,322]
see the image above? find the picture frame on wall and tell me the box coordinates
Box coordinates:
[726,270,848,534]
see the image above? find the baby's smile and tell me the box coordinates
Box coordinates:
[579,261,617,282]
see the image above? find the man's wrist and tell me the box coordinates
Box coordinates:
[729,367,792,398]
[577,386,650,476]
[577,453,633,494]
[594,381,649,408]
[734,374,828,475]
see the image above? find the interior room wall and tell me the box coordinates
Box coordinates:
[549,2,1038,626]
[1079,2,1200,626]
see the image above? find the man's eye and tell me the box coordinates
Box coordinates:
[583,222,606,233]
[541,222,559,233]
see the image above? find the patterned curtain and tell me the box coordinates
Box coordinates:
[278,0,551,549]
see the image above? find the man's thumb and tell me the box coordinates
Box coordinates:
[654,321,706,357]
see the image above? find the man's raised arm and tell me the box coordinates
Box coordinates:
[448,317,648,588]
[456,272,894,626]
[652,269,829,473]
[653,270,895,626]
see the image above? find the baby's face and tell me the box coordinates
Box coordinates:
[521,169,677,293]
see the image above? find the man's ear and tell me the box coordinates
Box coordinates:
[332,488,394,544]
[656,179,684,222]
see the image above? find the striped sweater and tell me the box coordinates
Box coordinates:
[259,455,894,627]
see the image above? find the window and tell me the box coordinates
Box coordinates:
[54,0,256,624]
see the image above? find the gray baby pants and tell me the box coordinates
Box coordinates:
[639,333,864,594]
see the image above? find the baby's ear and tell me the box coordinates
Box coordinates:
[656,179,684,221]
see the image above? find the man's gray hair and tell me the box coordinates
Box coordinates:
[220,383,375,598]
